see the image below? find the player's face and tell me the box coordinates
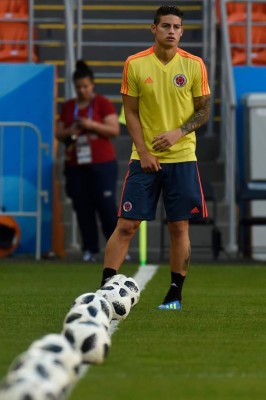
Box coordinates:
[151,15,183,49]
[74,77,94,101]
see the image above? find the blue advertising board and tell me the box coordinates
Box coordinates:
[0,63,55,255]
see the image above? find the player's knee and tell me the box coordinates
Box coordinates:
[117,219,140,239]
[168,220,189,238]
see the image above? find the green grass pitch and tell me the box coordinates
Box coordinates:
[0,259,266,400]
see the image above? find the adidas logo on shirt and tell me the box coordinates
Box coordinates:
[144,76,154,83]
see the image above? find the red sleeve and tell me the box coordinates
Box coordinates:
[59,99,75,127]
[94,95,117,120]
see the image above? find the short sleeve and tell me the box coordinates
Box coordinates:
[96,96,117,118]
[192,59,210,97]
[120,60,139,97]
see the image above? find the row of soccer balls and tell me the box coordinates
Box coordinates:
[0,274,141,400]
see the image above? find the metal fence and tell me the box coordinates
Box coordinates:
[0,122,49,260]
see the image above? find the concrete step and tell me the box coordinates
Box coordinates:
[197,136,220,161]
[198,161,224,182]
[212,182,225,201]
[35,0,220,126]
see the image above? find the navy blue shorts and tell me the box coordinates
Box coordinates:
[118,160,208,221]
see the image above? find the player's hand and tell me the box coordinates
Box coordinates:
[152,129,183,151]
[139,151,161,173]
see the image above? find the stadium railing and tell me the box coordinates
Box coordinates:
[0,122,49,260]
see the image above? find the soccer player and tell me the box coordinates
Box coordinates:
[100,5,211,310]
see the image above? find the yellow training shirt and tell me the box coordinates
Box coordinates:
[121,46,210,163]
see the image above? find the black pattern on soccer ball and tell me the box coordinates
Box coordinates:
[113,301,127,316]
[124,280,139,293]
[100,299,111,319]
[81,333,97,354]
[64,329,75,346]
[65,312,82,324]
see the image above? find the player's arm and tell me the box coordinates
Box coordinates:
[123,94,161,172]
[152,94,210,151]
[180,94,211,136]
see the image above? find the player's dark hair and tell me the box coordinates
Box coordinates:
[73,60,94,82]
[154,5,184,25]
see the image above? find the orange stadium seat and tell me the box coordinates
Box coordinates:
[232,48,266,65]
[0,0,28,19]
[0,22,38,63]
[216,1,246,23]
[226,2,246,16]
[227,2,266,22]
[216,1,266,23]
[230,24,266,65]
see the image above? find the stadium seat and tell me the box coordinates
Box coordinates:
[0,0,28,19]
[227,2,266,22]
[232,48,266,65]
[229,23,266,65]
[0,22,38,63]
[229,23,266,46]
[216,1,266,23]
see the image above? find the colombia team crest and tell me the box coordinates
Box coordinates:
[123,201,132,212]
[173,74,187,87]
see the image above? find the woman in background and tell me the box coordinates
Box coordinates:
[56,60,120,262]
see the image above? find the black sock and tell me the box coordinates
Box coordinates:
[162,273,186,304]
[100,267,116,287]
[171,272,186,289]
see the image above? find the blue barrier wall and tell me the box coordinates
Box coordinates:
[0,63,55,255]
[233,66,266,183]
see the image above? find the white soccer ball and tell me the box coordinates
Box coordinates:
[72,292,113,321]
[0,378,66,400]
[28,333,82,382]
[104,274,127,285]
[0,376,63,400]
[63,304,110,334]
[96,284,131,320]
[106,276,141,307]
[64,320,111,365]
[5,351,70,397]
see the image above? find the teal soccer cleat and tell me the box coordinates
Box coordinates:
[157,300,182,310]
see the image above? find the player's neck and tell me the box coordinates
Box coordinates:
[153,45,177,65]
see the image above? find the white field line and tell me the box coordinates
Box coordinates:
[77,264,159,380]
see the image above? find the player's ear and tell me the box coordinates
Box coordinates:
[151,24,156,35]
